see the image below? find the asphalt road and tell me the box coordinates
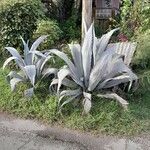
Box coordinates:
[0,112,149,150]
[0,113,85,150]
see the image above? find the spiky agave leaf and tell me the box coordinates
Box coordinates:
[50,49,84,87]
[10,78,25,92]
[3,56,25,70]
[69,44,84,78]
[59,89,82,106]
[30,35,48,51]
[23,65,36,86]
[81,24,94,87]
[82,92,92,114]
[21,37,30,64]
[4,47,25,67]
[6,71,24,83]
[94,28,119,63]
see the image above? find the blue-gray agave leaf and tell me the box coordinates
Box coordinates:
[57,68,71,93]
[95,28,119,62]
[50,78,77,90]
[50,49,83,87]
[23,65,36,86]
[42,68,58,78]
[21,37,30,64]
[30,35,48,51]
[59,89,82,110]
[88,51,114,91]
[59,89,81,106]
[3,57,24,70]
[4,47,25,67]
[69,44,84,78]
[10,78,24,92]
[6,71,24,83]
[81,24,94,87]
[83,92,92,114]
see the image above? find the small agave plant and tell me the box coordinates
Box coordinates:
[3,36,57,97]
[50,24,138,114]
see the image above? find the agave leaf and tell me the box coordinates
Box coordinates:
[83,92,92,114]
[36,59,43,77]
[95,28,119,62]
[25,52,32,65]
[59,89,81,105]
[20,37,29,60]
[88,52,113,91]
[50,49,78,77]
[81,24,94,87]
[50,78,58,86]
[49,78,58,92]
[6,71,24,83]
[42,68,58,78]
[24,88,34,97]
[30,50,47,58]
[60,78,77,88]
[5,47,25,66]
[21,37,29,54]
[60,88,81,97]
[97,93,128,109]
[69,44,84,78]
[35,56,52,77]
[30,35,48,51]
[24,65,36,86]
[50,49,83,87]
[50,78,77,89]
[10,78,24,91]
[59,92,81,111]
[104,56,138,83]
[40,55,53,72]
[29,50,46,64]
[97,74,131,89]
[3,57,22,69]
[92,30,98,65]
[57,68,71,93]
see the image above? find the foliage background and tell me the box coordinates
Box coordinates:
[0,0,46,56]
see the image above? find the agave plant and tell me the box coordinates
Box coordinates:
[50,24,138,114]
[3,36,58,97]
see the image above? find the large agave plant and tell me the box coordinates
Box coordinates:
[50,24,138,114]
[3,36,57,97]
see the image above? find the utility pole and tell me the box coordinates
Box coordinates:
[82,0,93,41]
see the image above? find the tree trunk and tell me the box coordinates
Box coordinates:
[82,0,93,41]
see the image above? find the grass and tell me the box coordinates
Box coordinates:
[0,65,149,136]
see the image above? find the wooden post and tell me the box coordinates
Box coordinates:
[82,0,93,41]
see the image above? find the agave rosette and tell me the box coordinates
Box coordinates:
[50,24,138,113]
[3,36,58,97]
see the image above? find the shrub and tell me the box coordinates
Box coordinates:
[32,20,62,49]
[0,0,46,56]
[61,12,80,41]
[133,31,150,69]
[120,0,150,39]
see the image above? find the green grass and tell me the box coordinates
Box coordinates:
[0,66,149,136]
